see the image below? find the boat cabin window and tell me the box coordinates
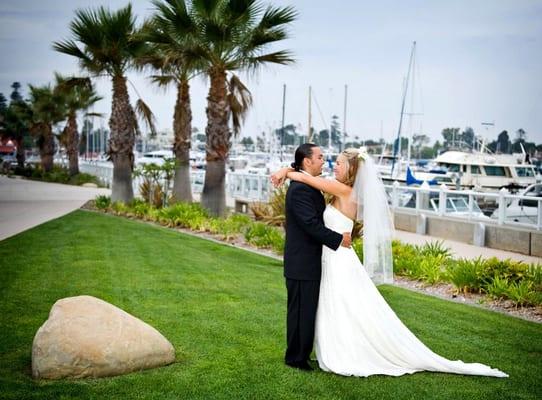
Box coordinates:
[484,165,508,177]
[442,163,460,172]
[519,198,539,208]
[471,165,481,175]
[515,167,535,177]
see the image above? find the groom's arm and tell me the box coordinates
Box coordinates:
[290,185,344,250]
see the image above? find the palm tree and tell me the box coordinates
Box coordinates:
[140,0,204,203]
[28,85,65,172]
[188,0,297,216]
[53,5,155,202]
[54,74,102,176]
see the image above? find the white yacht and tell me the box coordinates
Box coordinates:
[433,151,537,190]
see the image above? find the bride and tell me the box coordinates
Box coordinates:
[271,148,508,378]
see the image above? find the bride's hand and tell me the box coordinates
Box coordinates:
[270,167,291,188]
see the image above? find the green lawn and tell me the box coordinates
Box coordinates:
[0,210,540,400]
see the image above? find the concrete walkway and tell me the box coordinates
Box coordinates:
[394,229,541,265]
[0,175,110,241]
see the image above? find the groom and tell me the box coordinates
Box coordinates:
[282,143,351,371]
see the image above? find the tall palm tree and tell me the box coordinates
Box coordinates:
[54,74,102,176]
[28,85,65,172]
[53,5,155,202]
[189,0,297,216]
[139,0,204,203]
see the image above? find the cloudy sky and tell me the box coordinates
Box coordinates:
[1,0,541,145]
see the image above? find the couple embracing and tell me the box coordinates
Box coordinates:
[271,143,507,378]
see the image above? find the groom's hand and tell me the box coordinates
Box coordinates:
[340,233,352,248]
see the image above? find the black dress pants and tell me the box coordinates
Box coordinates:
[285,278,320,364]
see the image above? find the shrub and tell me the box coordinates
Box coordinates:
[506,281,535,307]
[447,257,487,293]
[485,276,510,301]
[41,165,70,183]
[95,195,111,210]
[250,185,287,226]
[156,202,209,230]
[208,214,252,240]
[69,172,100,186]
[130,198,154,219]
[391,240,419,276]
[525,263,542,292]
[416,241,452,259]
[139,178,164,207]
[245,222,285,252]
[418,254,450,285]
[111,201,130,215]
[483,257,528,283]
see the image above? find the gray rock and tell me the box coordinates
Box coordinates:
[32,295,175,379]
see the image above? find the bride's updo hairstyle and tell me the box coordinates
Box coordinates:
[291,143,317,171]
[340,148,363,187]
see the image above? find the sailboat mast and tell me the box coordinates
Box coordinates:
[392,41,416,176]
[308,86,312,142]
[281,84,286,160]
[342,84,348,152]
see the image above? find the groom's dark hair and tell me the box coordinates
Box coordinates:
[292,143,318,171]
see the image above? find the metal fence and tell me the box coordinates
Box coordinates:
[385,181,542,231]
[80,161,271,201]
[80,161,541,230]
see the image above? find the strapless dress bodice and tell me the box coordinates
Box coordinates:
[323,205,354,234]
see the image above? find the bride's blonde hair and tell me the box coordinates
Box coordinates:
[326,148,365,238]
[340,148,363,187]
[326,148,364,204]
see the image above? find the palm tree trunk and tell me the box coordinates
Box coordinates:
[40,126,55,173]
[202,69,231,217]
[66,112,79,176]
[15,136,25,168]
[108,76,136,203]
[172,80,193,203]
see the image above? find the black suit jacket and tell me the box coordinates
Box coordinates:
[284,180,343,280]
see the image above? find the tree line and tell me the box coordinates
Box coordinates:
[238,124,541,161]
[0,0,297,216]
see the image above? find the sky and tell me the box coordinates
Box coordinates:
[1,0,541,145]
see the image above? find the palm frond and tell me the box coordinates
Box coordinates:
[135,99,157,137]
[227,73,252,135]
[149,74,178,88]
[245,49,295,70]
[258,5,297,29]
[84,112,104,118]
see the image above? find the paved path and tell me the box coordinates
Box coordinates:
[0,175,110,241]
[394,229,541,264]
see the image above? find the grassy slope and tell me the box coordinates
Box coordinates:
[0,210,540,400]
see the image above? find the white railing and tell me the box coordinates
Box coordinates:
[227,172,272,202]
[79,161,272,201]
[386,181,542,231]
[80,161,541,231]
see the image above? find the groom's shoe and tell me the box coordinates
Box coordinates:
[286,360,313,371]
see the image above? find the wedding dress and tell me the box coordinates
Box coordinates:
[314,204,508,378]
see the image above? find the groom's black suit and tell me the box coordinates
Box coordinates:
[284,180,343,365]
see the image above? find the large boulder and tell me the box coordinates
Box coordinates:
[32,295,175,379]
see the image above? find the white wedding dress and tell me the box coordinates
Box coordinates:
[314,205,508,378]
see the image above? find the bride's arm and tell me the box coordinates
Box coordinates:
[270,167,293,187]
[287,171,352,198]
